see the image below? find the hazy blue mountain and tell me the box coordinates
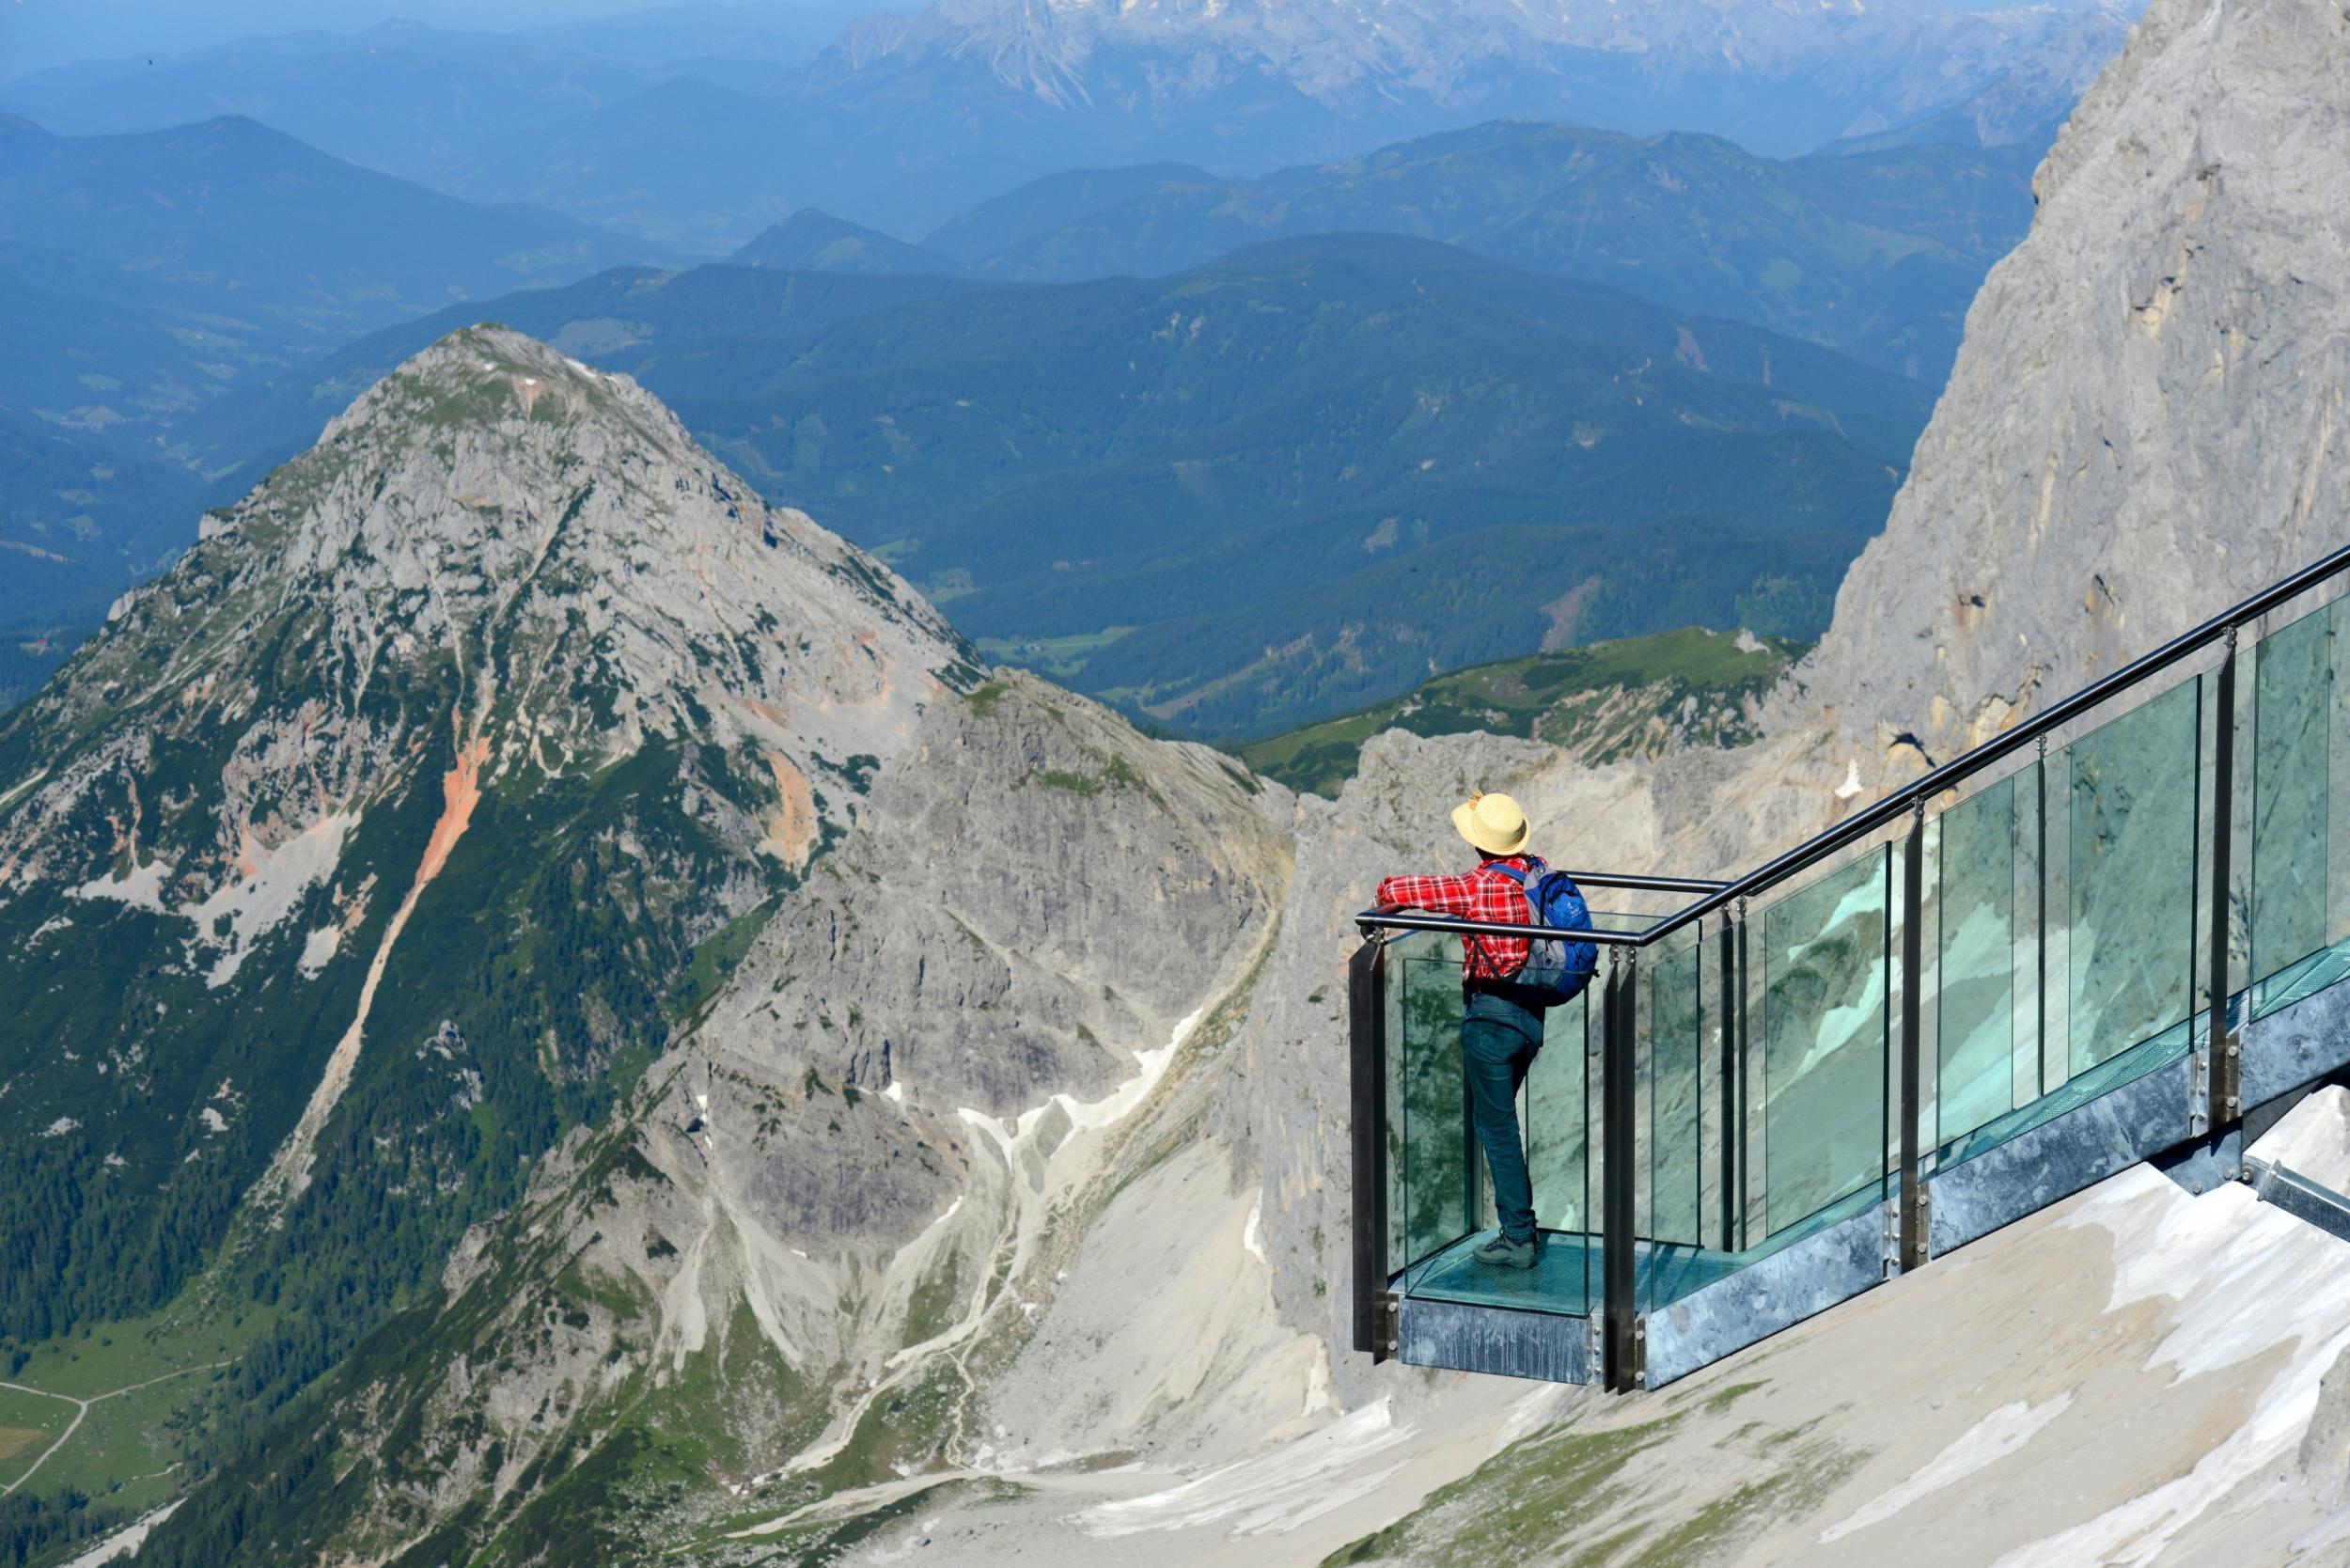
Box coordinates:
[0,248,304,440]
[0,113,649,457]
[4,1,2127,249]
[0,114,638,341]
[730,210,967,274]
[929,120,2040,382]
[196,233,1926,735]
[922,162,1216,265]
[0,21,664,186]
[0,412,209,704]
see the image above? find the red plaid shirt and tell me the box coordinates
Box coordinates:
[1375,855,1540,980]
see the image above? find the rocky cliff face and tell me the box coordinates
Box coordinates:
[1797,0,2350,781]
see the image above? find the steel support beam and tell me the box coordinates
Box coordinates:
[1348,935,1390,1359]
[1717,915,1738,1251]
[1899,802,1928,1271]
[1601,953,1640,1391]
[2209,627,2243,1130]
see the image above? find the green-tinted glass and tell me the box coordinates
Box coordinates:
[1527,989,1589,1234]
[1938,777,2017,1146]
[2067,680,2200,1072]
[1761,848,1891,1234]
[2254,605,2333,990]
[1645,933,1704,1249]
[1396,938,1472,1268]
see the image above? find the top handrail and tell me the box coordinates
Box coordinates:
[1358,539,2350,949]
[1637,538,2350,944]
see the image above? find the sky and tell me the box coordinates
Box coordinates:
[0,0,2123,81]
[0,0,883,76]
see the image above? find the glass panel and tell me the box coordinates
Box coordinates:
[1527,989,1590,1234]
[1938,776,2017,1146]
[2253,604,2333,995]
[1761,847,1891,1235]
[1396,934,1472,1270]
[1637,920,1718,1311]
[2067,678,2201,1073]
[2333,596,2350,950]
[1646,933,1704,1252]
[1372,931,1429,1278]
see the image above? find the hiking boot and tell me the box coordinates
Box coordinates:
[1472,1232,1541,1270]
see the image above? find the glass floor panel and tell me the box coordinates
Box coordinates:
[1402,1231,1598,1315]
[1400,1231,1749,1316]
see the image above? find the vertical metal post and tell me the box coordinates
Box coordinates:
[1716,915,1737,1252]
[2210,628,2242,1125]
[1899,801,1928,1271]
[2035,734,2048,1100]
[1601,952,1640,1391]
[1348,934,1391,1360]
[1734,901,1750,1251]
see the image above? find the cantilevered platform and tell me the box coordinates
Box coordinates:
[1350,542,2350,1392]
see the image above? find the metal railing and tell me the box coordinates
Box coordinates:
[1351,539,2350,1392]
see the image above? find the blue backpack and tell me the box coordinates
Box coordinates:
[1487,858,1598,1005]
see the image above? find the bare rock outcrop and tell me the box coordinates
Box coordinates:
[1795,0,2350,787]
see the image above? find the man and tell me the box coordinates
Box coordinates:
[1374,790,1550,1270]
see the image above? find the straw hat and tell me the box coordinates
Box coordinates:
[1451,790,1530,856]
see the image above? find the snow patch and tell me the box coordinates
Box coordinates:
[1242,1196,1266,1264]
[71,858,171,913]
[1995,1093,2350,1567]
[1081,1396,1413,1538]
[298,925,342,977]
[198,1106,227,1135]
[1822,1391,2075,1542]
[190,812,360,987]
[42,1117,79,1137]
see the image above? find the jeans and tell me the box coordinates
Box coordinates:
[1461,988,1547,1245]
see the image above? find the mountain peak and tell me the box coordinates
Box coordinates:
[10,322,976,916]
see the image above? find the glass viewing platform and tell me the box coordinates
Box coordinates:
[1349,544,2350,1391]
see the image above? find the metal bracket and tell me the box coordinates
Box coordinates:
[1632,1317,1648,1390]
[1373,1292,1400,1359]
[1880,1198,1902,1276]
[2215,1031,2242,1124]
[1586,1313,1604,1371]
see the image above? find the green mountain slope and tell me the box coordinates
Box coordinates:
[1234,625,1803,797]
[926,120,2039,383]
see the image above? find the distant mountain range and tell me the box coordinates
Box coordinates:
[0,92,2032,733]
[0,114,644,436]
[910,121,2038,382]
[0,111,650,692]
[2,0,2134,245]
[188,232,1928,736]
